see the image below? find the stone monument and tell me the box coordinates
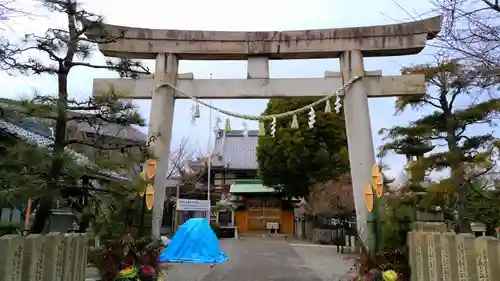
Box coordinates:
[85,16,442,245]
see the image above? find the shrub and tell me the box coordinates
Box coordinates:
[210,222,222,238]
[88,234,164,281]
[0,221,21,236]
[88,198,164,281]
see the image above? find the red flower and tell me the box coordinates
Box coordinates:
[140,265,155,275]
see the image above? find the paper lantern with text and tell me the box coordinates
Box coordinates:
[364,184,374,212]
[145,184,154,210]
[371,164,383,198]
[145,159,157,179]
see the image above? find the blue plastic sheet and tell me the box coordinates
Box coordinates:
[158,218,228,264]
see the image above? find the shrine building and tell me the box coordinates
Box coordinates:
[207,129,295,235]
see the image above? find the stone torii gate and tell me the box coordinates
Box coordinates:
[86,16,442,244]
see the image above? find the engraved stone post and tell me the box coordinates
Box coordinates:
[21,234,45,281]
[440,232,458,281]
[61,234,77,281]
[408,232,426,281]
[408,232,417,281]
[456,234,477,281]
[80,235,89,280]
[72,234,88,281]
[417,232,430,280]
[71,234,83,281]
[475,236,500,281]
[427,233,443,281]
[42,233,64,281]
[0,235,24,281]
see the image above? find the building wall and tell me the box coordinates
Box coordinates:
[233,205,294,235]
[235,210,247,233]
[280,211,294,235]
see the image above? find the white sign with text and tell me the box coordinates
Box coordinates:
[176,199,210,211]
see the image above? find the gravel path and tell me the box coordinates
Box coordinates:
[162,238,358,281]
[290,243,357,281]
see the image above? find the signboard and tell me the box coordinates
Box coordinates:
[177,199,210,211]
[266,222,279,230]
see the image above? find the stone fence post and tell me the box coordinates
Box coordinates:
[0,233,88,281]
[408,230,500,281]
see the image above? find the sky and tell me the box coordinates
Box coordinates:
[0,0,439,179]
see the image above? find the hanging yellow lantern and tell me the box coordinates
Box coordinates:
[224,118,231,132]
[145,184,154,210]
[364,184,374,212]
[371,164,383,198]
[145,159,157,179]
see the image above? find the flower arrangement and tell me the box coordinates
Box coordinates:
[357,269,398,281]
[118,264,162,281]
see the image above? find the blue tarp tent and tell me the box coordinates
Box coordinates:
[158,218,228,264]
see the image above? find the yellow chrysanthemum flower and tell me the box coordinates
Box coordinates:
[382,270,398,281]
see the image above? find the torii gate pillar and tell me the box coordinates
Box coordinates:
[340,50,376,250]
[149,53,177,237]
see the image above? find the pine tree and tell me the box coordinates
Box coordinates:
[0,0,151,233]
[378,60,500,233]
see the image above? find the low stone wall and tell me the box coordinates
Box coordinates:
[408,230,499,281]
[311,228,359,253]
[0,233,88,281]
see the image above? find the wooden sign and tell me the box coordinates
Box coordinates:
[145,184,154,210]
[145,159,157,179]
[371,164,383,198]
[364,184,374,212]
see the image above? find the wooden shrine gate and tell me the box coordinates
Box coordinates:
[246,197,281,232]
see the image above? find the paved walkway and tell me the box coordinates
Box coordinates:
[164,239,357,281]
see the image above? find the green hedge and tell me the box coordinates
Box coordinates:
[0,221,21,236]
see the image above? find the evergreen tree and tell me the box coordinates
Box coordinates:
[466,178,500,235]
[378,60,500,233]
[256,98,349,198]
[0,0,150,233]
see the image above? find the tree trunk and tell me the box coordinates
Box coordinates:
[31,71,69,234]
[445,119,471,233]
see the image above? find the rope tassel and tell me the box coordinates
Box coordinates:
[258,121,266,136]
[224,118,231,132]
[270,117,276,137]
[243,122,249,137]
[334,94,342,113]
[325,99,332,113]
[291,115,299,129]
[194,104,201,118]
[308,107,316,128]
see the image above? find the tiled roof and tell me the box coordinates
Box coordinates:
[229,180,276,193]
[0,119,129,181]
[71,121,147,142]
[211,129,259,170]
[0,100,133,181]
